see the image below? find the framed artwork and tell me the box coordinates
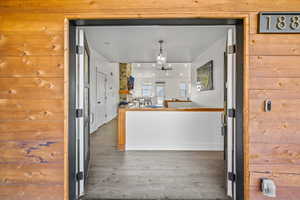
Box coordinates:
[196,60,213,91]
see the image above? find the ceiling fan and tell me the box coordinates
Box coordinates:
[156,40,173,71]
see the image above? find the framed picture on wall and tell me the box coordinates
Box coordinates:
[196,60,213,91]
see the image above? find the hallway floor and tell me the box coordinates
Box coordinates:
[83,118,228,200]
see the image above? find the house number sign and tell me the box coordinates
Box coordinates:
[259,12,300,33]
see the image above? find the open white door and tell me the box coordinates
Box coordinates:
[226,28,236,199]
[75,28,90,198]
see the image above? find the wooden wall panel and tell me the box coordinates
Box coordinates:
[0,163,63,184]
[0,56,64,77]
[0,185,64,200]
[0,32,64,56]
[0,121,63,141]
[1,0,300,12]
[250,172,300,200]
[0,78,64,99]
[0,0,300,200]
[249,90,300,99]
[0,140,64,163]
[250,56,300,78]
[0,13,64,32]
[250,143,300,165]
[250,99,300,120]
[0,99,64,120]
[250,77,300,90]
[250,34,300,56]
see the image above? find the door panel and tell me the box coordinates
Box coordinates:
[83,43,90,181]
[75,28,90,198]
[226,28,236,198]
[96,70,107,125]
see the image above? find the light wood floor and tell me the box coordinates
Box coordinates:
[83,118,228,200]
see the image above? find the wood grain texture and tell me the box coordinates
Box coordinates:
[250,164,300,174]
[0,184,64,200]
[2,0,300,12]
[250,143,300,166]
[0,121,63,141]
[250,89,300,99]
[249,186,300,200]
[250,56,300,78]
[0,163,63,184]
[0,99,64,120]
[0,13,64,32]
[0,140,64,164]
[118,109,126,151]
[250,172,300,200]
[0,99,64,114]
[250,99,300,120]
[0,78,64,99]
[0,31,63,56]
[0,1,300,199]
[250,172,300,187]
[250,34,300,56]
[0,56,64,77]
[250,77,300,90]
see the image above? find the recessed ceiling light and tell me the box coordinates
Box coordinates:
[152,64,156,67]
[137,63,141,67]
[180,73,183,76]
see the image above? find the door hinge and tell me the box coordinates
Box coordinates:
[76,109,83,118]
[228,172,236,182]
[228,44,236,54]
[228,108,236,118]
[76,171,84,181]
[76,45,83,55]
[221,125,227,136]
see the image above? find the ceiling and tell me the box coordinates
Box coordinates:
[84,26,230,63]
[132,63,191,79]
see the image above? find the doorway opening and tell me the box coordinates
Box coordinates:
[68,18,244,200]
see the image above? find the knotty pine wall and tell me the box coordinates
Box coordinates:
[1,1,300,200]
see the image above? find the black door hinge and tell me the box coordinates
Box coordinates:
[228,172,236,182]
[76,45,83,55]
[76,109,83,118]
[228,108,236,118]
[227,44,236,54]
[76,171,84,181]
[221,125,227,136]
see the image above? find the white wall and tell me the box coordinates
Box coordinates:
[131,63,191,102]
[126,111,224,150]
[191,37,226,108]
[89,48,119,133]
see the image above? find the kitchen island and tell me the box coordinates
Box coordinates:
[118,107,224,151]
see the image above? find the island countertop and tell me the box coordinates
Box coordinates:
[118,107,224,112]
[118,106,224,151]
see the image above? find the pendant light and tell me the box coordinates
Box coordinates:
[156,40,166,66]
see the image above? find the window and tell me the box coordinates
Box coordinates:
[179,83,188,98]
[141,84,152,97]
[156,83,165,105]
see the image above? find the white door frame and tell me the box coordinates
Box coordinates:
[226,28,237,199]
[75,28,86,197]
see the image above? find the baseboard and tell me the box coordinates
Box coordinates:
[125,144,223,151]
